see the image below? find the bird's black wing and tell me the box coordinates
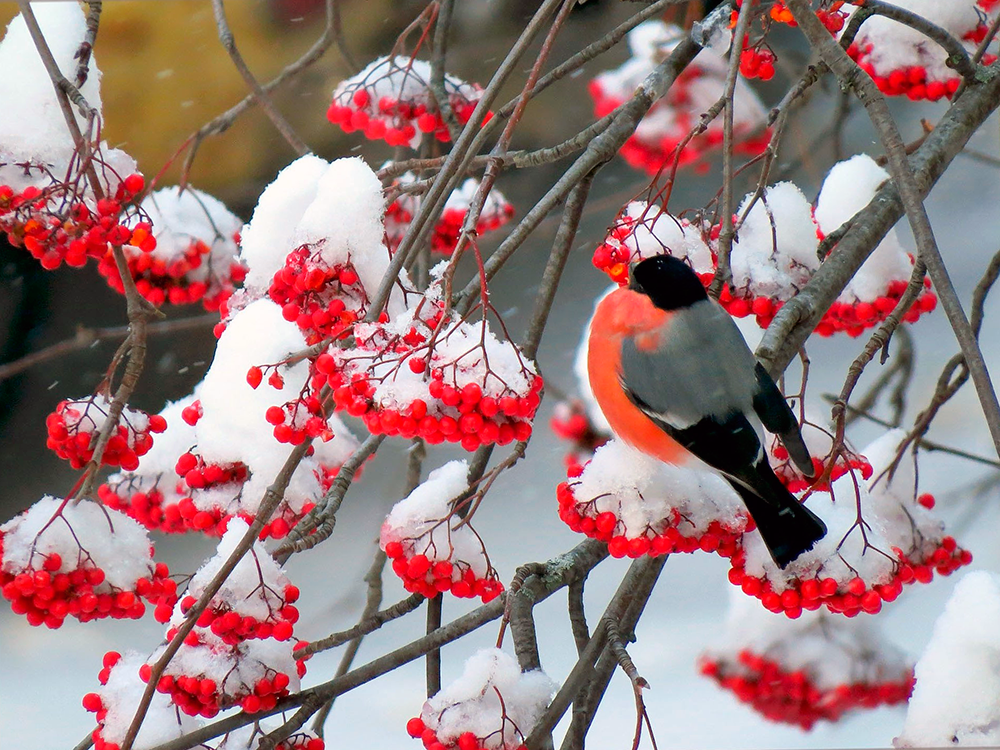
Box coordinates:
[751,362,815,477]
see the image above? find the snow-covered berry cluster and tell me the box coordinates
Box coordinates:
[328,290,541,452]
[98,187,246,310]
[558,439,748,559]
[166,519,301,641]
[381,462,503,602]
[728,428,971,618]
[328,56,485,148]
[594,155,937,337]
[84,651,198,750]
[846,0,999,101]
[0,497,176,628]
[589,21,770,175]
[45,395,166,470]
[386,174,514,255]
[144,629,302,717]
[406,649,554,750]
[0,6,149,271]
[213,723,326,750]
[701,596,912,729]
[769,421,874,493]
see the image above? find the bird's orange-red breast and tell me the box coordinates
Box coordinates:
[587,287,691,466]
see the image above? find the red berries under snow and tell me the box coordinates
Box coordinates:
[589,21,770,175]
[328,56,485,148]
[381,461,503,602]
[45,395,166,470]
[406,649,554,750]
[0,497,176,628]
[328,297,541,452]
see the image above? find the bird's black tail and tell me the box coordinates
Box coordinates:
[729,459,827,568]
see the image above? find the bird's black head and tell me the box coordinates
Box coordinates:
[629,254,708,311]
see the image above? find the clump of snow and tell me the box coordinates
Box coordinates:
[1,496,156,590]
[421,649,555,750]
[197,299,311,475]
[814,155,914,304]
[731,183,821,301]
[0,5,135,192]
[238,156,399,315]
[896,571,1000,747]
[91,651,198,749]
[175,518,292,625]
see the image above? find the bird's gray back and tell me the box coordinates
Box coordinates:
[619,299,759,426]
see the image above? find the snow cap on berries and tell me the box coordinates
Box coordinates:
[421,649,555,750]
[896,571,1000,747]
[1,496,157,591]
[731,182,820,299]
[0,6,103,172]
[571,438,744,539]
[239,156,394,309]
[814,155,914,303]
[86,651,198,749]
[175,518,292,625]
[196,298,310,475]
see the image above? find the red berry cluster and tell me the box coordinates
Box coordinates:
[334,369,541,451]
[264,390,333,446]
[739,44,776,82]
[556,481,746,559]
[846,43,975,101]
[406,718,523,750]
[175,583,300,645]
[99,236,247,311]
[699,650,913,730]
[386,199,515,256]
[272,734,325,750]
[726,534,971,619]
[751,0,846,33]
[142,635,301,718]
[0,171,149,270]
[268,245,368,344]
[771,444,874,494]
[327,65,484,147]
[172,451,248,534]
[384,542,504,602]
[0,536,176,628]
[45,397,167,470]
[98,480,187,535]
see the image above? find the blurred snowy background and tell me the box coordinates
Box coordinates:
[1,1,999,747]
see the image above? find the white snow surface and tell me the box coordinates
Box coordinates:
[0,6,135,192]
[614,201,714,272]
[571,439,745,537]
[174,519,290,623]
[196,298,310,476]
[96,651,198,748]
[1,496,155,589]
[896,571,1000,747]
[422,648,555,749]
[814,155,914,303]
[731,183,820,300]
[238,155,402,317]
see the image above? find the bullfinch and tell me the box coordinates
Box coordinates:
[587,254,826,568]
